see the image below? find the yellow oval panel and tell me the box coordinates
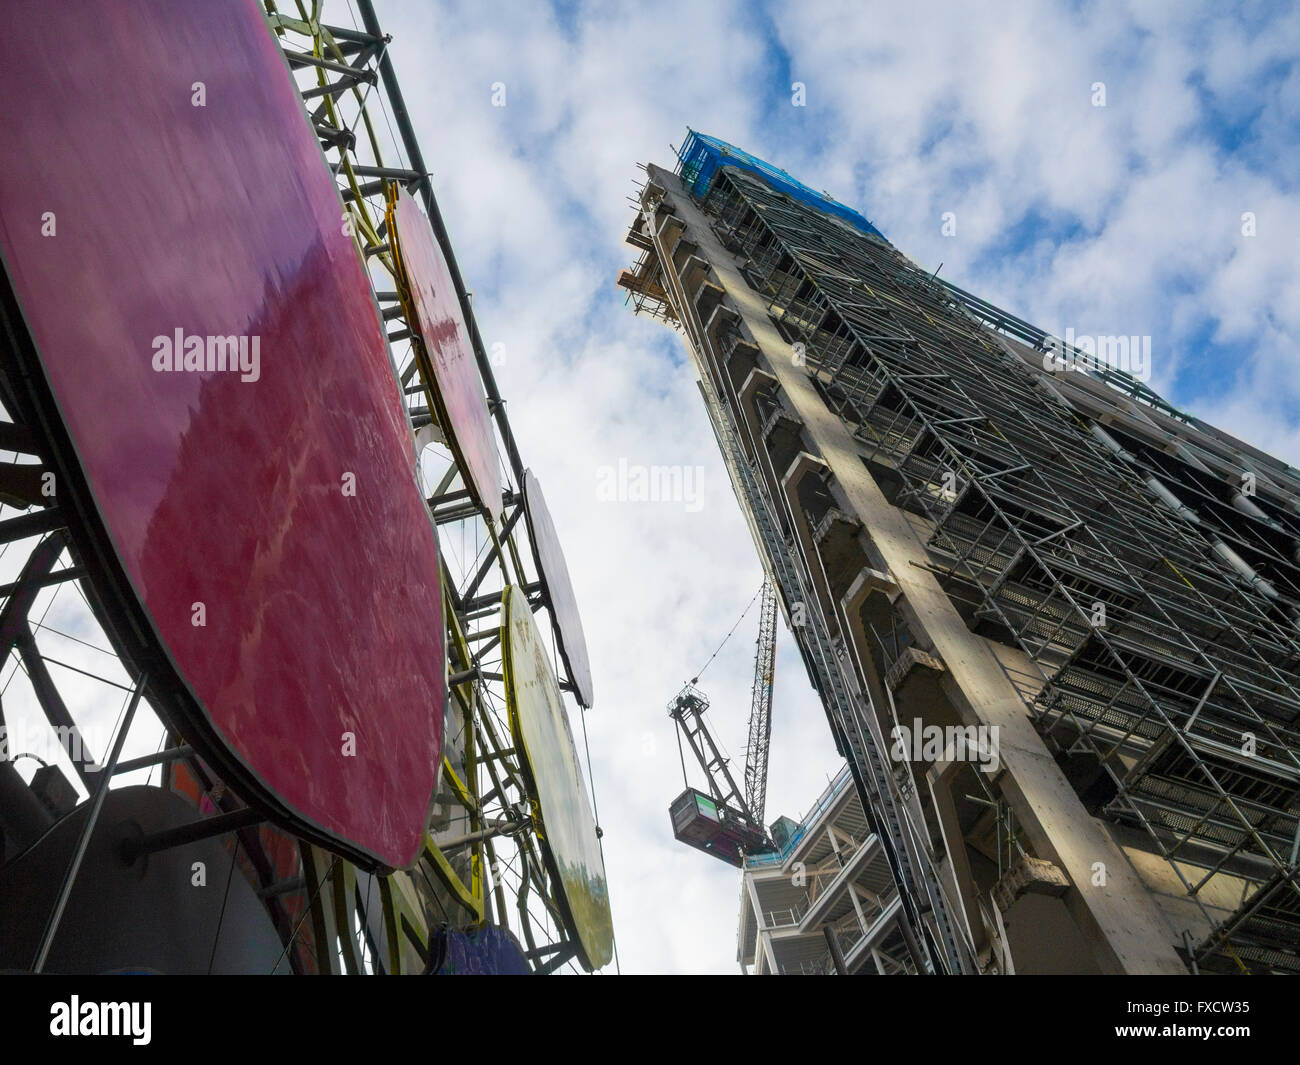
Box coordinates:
[501,584,613,970]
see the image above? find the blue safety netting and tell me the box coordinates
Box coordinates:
[677,129,884,240]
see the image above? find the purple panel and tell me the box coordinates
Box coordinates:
[523,468,594,708]
[392,190,503,522]
[430,926,530,975]
[0,0,445,868]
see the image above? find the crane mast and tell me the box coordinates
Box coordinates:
[667,578,778,866]
[743,578,777,826]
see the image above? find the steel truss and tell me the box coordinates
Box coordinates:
[689,162,1300,973]
[0,0,609,975]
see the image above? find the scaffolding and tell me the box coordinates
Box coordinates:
[676,157,1300,973]
[624,155,983,975]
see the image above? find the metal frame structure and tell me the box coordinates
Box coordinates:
[739,767,913,974]
[624,162,966,976]
[743,578,777,826]
[669,685,752,825]
[0,0,612,975]
[668,575,776,850]
[621,137,1300,974]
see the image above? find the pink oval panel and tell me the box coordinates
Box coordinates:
[391,190,503,523]
[0,0,444,868]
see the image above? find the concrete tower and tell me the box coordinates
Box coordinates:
[620,132,1300,975]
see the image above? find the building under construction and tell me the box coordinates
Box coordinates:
[737,765,913,975]
[621,131,1300,975]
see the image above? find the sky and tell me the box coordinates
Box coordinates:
[370,0,1300,974]
[2,0,1296,978]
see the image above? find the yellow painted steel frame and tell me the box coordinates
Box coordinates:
[258,1,594,973]
[379,871,430,975]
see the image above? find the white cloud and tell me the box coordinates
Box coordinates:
[14,0,1288,975]
[369,0,1300,973]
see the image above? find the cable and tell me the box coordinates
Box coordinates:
[269,854,339,974]
[577,701,619,975]
[206,836,240,974]
[688,582,764,685]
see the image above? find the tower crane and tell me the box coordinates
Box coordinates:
[667,578,778,866]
